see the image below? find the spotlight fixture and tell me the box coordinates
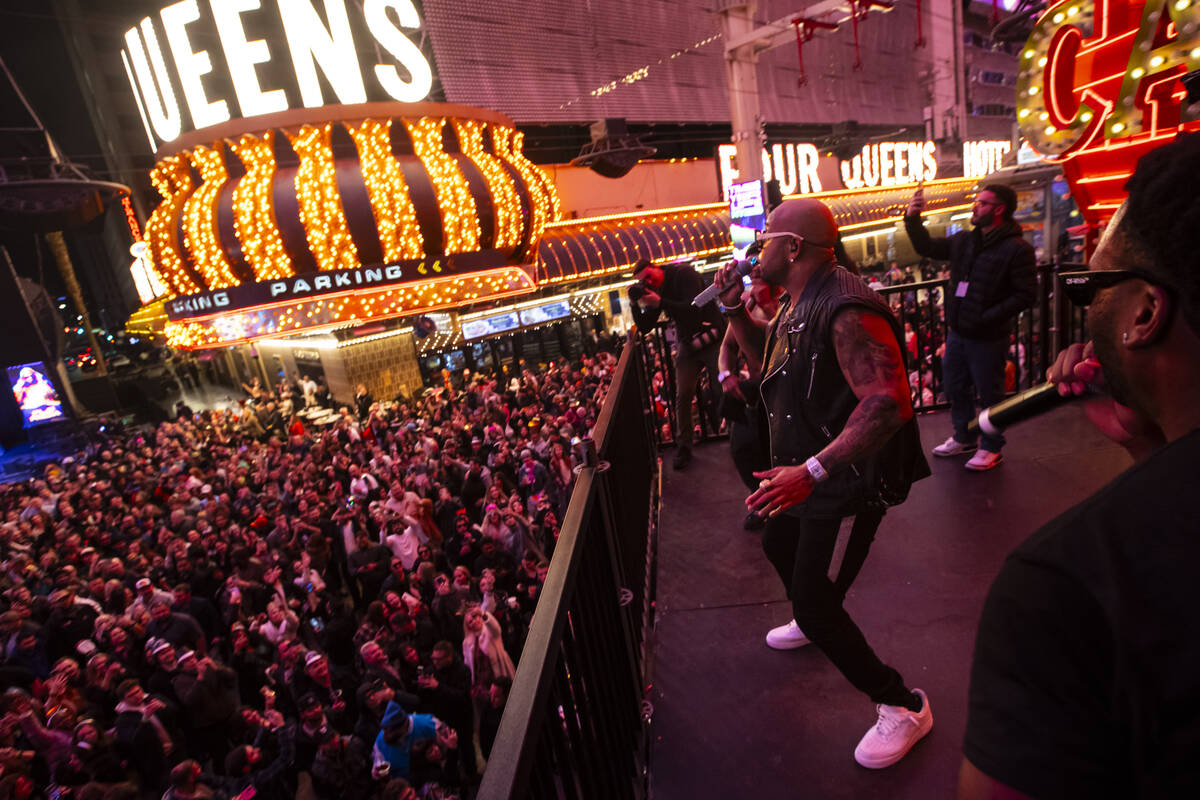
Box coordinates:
[570,119,657,179]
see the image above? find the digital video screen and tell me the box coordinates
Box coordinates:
[7,362,65,427]
[519,301,570,326]
[462,312,520,341]
[728,179,765,259]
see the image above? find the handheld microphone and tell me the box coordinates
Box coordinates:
[967,381,1100,436]
[693,258,755,307]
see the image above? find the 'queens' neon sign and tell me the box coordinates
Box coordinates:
[1016,0,1200,221]
[121,0,434,151]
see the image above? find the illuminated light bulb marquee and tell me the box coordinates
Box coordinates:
[230,131,294,280]
[453,119,523,251]
[492,126,553,240]
[135,104,560,349]
[164,266,534,350]
[144,154,200,296]
[1016,0,1200,224]
[404,117,481,254]
[347,119,425,262]
[284,123,361,273]
[183,144,240,288]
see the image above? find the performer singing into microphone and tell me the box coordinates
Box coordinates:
[628,257,725,470]
[960,134,1200,798]
[715,198,931,769]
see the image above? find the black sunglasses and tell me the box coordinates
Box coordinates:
[1058,269,1173,307]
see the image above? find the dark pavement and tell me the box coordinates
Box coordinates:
[648,407,1129,800]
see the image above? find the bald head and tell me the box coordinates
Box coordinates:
[768,199,837,249]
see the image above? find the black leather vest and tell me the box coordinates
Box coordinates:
[760,265,927,518]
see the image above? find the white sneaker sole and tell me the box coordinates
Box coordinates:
[964,455,1003,471]
[854,716,933,769]
[765,636,811,651]
[932,445,976,458]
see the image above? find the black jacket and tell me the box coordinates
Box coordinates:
[759,266,929,518]
[905,216,1037,339]
[630,263,724,342]
[417,659,473,732]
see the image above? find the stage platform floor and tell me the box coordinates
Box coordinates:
[649,407,1129,800]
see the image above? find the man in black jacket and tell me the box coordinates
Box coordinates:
[354,384,374,420]
[417,641,476,783]
[905,184,1036,471]
[629,257,725,469]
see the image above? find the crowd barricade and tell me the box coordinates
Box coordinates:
[479,337,658,799]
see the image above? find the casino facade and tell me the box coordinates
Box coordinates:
[122,111,986,401]
[93,0,1043,403]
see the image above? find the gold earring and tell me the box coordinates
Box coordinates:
[1122,332,1129,343]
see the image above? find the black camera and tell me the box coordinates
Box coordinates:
[626,281,649,303]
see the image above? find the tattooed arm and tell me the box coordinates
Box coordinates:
[816,307,914,472]
[746,307,911,517]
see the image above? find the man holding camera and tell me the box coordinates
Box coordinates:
[629,257,725,469]
[905,183,1036,470]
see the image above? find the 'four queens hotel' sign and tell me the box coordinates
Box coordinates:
[121,0,435,151]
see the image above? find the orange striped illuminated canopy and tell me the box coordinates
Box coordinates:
[140,102,560,348]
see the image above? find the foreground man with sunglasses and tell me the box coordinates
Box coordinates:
[960,133,1200,799]
[715,198,931,769]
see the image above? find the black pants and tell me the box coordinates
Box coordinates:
[729,405,771,491]
[674,341,721,448]
[761,508,911,706]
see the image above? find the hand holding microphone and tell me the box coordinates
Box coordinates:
[970,342,1163,458]
[969,343,1107,436]
[1047,341,1164,458]
[695,257,755,307]
[1047,341,1103,399]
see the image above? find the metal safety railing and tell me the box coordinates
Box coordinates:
[633,324,722,448]
[632,264,1091,428]
[879,263,1089,412]
[478,336,659,800]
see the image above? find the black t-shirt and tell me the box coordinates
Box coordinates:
[965,429,1200,799]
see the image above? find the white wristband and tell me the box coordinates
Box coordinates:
[716,370,731,383]
[805,456,829,483]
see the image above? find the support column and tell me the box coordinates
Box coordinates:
[927,0,967,144]
[721,1,765,188]
[255,345,272,387]
[45,231,107,377]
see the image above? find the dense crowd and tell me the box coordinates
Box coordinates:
[0,350,618,800]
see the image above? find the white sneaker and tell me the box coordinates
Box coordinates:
[931,436,977,457]
[964,449,1003,471]
[765,619,810,650]
[854,689,933,769]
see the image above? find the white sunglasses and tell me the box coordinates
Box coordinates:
[753,230,806,246]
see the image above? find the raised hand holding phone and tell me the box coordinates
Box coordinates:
[906,184,925,217]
